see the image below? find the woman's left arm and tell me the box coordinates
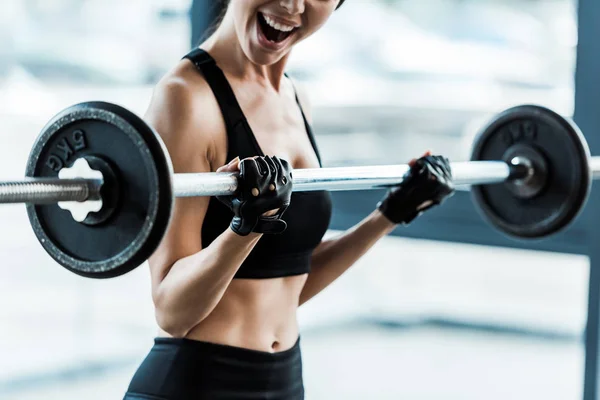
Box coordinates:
[299,209,395,305]
[290,78,453,305]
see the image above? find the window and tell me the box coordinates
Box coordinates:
[287,0,577,167]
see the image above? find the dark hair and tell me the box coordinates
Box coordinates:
[194,0,229,46]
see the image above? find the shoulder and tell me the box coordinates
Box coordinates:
[286,75,313,125]
[147,59,216,131]
[144,59,225,172]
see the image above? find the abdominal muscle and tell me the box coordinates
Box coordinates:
[158,273,308,353]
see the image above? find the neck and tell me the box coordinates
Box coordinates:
[201,11,290,91]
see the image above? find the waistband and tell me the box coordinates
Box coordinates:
[153,336,301,363]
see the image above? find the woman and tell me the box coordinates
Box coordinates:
[124,0,454,399]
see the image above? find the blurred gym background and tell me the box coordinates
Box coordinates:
[1,0,598,398]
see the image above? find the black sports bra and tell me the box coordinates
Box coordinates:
[183,48,333,279]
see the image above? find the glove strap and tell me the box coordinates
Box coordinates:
[253,205,289,234]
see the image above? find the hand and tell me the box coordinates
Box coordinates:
[216,155,293,236]
[377,151,454,225]
[216,156,279,217]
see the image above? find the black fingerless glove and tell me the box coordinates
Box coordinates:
[217,156,293,236]
[377,155,455,225]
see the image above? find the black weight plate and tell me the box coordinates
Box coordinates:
[26,102,174,278]
[471,105,591,239]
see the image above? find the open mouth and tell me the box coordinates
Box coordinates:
[257,12,299,44]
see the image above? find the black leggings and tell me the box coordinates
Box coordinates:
[124,337,304,400]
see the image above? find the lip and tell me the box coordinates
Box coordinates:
[255,14,297,52]
[261,12,301,29]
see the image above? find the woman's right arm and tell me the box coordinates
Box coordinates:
[144,74,262,338]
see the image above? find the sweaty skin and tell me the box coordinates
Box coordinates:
[145,0,402,353]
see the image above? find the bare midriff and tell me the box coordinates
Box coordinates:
[158,273,308,353]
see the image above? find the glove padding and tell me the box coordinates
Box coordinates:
[217,155,293,236]
[377,155,455,225]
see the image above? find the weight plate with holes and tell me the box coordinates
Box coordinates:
[471,105,591,239]
[25,101,174,278]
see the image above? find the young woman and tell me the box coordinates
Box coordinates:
[123,1,453,399]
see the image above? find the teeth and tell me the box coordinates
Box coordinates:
[263,14,295,32]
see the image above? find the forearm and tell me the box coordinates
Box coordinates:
[154,229,262,336]
[300,209,396,305]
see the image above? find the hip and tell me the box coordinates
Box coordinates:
[124,336,304,400]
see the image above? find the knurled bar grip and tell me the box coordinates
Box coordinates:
[0,179,93,204]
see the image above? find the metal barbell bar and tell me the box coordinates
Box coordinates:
[0,159,528,204]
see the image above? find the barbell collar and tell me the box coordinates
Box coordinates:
[591,157,600,180]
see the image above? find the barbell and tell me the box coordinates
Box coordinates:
[0,101,594,278]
